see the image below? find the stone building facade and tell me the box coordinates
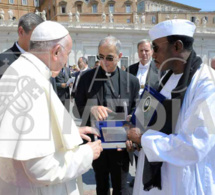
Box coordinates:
[0,0,214,68]
[0,0,39,21]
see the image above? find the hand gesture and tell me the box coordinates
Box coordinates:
[87,140,103,160]
[79,126,100,142]
[127,127,142,145]
[90,106,113,121]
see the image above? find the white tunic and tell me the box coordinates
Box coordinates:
[133,64,215,195]
[0,53,93,195]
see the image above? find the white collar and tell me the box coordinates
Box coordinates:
[16,42,26,54]
[21,52,52,80]
[138,60,151,69]
[80,66,88,72]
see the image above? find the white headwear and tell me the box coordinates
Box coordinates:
[149,19,196,41]
[31,21,69,41]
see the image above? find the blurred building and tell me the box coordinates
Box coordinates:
[0,0,39,21]
[0,0,215,68]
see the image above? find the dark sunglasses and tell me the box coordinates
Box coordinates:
[97,55,115,62]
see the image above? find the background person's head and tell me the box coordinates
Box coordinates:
[94,60,100,68]
[29,21,72,77]
[149,19,196,73]
[137,39,153,65]
[78,57,88,70]
[97,36,122,73]
[18,13,43,51]
[211,58,215,70]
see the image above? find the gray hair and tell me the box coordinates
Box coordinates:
[18,13,43,34]
[98,36,121,54]
[29,35,68,52]
[78,56,88,65]
[137,39,152,49]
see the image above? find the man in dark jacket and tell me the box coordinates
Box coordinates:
[74,36,139,195]
[0,13,43,78]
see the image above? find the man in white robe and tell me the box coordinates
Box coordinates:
[0,21,103,195]
[126,19,215,195]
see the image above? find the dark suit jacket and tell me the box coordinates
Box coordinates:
[73,66,140,130]
[0,43,20,78]
[55,67,71,102]
[0,43,58,92]
[71,67,90,97]
[126,60,161,90]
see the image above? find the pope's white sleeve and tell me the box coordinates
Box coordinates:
[141,75,215,167]
[21,144,93,185]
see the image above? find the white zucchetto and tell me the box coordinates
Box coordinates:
[30,21,69,41]
[149,19,196,41]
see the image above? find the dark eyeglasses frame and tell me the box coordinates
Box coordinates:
[97,55,115,62]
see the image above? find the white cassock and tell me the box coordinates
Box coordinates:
[133,64,215,195]
[0,53,93,195]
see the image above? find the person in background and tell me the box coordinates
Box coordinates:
[0,13,43,78]
[211,58,215,70]
[71,57,90,98]
[93,60,100,69]
[56,64,73,111]
[121,65,126,71]
[127,39,161,96]
[0,21,102,195]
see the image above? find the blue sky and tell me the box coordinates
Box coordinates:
[171,0,215,11]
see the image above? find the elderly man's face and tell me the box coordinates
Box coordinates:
[78,58,86,70]
[138,42,153,65]
[152,37,174,72]
[98,42,121,73]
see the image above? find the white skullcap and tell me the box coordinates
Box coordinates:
[149,19,196,41]
[31,21,69,41]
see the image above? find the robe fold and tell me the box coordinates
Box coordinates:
[133,64,215,195]
[0,52,93,195]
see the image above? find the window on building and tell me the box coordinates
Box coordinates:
[121,57,128,68]
[9,0,14,4]
[61,5,66,14]
[88,56,96,68]
[77,4,82,13]
[161,6,165,11]
[85,0,89,3]
[48,9,51,19]
[126,5,131,13]
[137,1,145,13]
[109,4,114,13]
[92,4,98,13]
[53,6,56,16]
[152,16,156,24]
[22,0,27,5]
[34,0,39,7]
[191,16,196,23]
[127,18,131,23]
[213,17,215,24]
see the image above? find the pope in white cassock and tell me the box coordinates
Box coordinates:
[126,19,215,195]
[0,21,103,195]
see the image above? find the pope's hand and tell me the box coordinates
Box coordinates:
[90,106,113,121]
[87,140,103,160]
[127,127,142,145]
[79,126,100,142]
